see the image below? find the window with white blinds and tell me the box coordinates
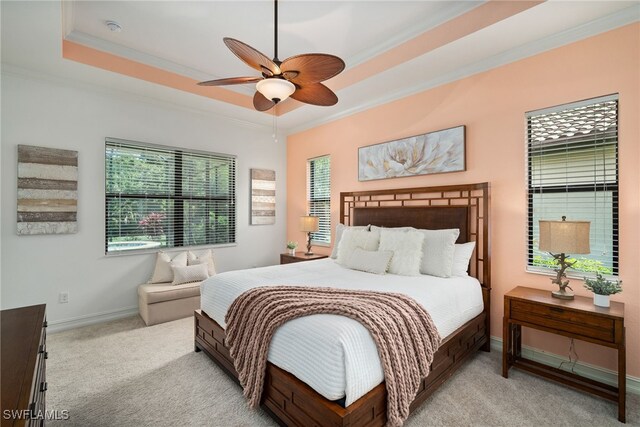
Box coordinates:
[527,94,618,276]
[105,138,236,254]
[307,155,331,244]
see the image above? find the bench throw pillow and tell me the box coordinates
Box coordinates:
[345,248,394,275]
[171,263,209,285]
[149,251,187,284]
[188,249,216,276]
[378,228,425,276]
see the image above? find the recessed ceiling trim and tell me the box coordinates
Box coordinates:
[287,7,640,135]
[62,39,258,111]
[346,0,485,68]
[275,0,544,116]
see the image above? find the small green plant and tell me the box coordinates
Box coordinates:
[286,241,298,250]
[583,273,622,296]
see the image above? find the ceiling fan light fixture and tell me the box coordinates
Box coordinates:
[256,78,295,103]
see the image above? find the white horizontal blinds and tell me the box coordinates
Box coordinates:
[527,95,618,275]
[105,138,236,253]
[308,155,331,244]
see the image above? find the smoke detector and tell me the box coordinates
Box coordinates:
[105,20,122,33]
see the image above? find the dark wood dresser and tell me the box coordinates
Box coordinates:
[1,305,47,427]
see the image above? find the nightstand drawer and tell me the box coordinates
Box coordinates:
[510,300,615,342]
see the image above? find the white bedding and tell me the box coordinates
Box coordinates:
[200,258,483,406]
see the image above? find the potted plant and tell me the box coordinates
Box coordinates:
[583,273,622,308]
[286,241,298,256]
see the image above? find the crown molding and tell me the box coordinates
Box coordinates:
[288,5,640,135]
[0,63,272,132]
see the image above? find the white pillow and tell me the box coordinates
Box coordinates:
[149,251,187,283]
[188,249,216,276]
[336,228,380,265]
[330,223,369,259]
[171,263,209,285]
[345,248,393,275]
[452,242,476,277]
[415,228,460,277]
[378,228,424,276]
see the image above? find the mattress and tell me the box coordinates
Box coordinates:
[200,258,483,406]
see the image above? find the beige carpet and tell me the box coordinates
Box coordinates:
[47,316,638,427]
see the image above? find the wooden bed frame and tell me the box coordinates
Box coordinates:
[195,182,491,427]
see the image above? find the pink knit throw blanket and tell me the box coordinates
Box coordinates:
[224,286,441,427]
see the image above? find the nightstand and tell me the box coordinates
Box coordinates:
[280,252,328,265]
[502,286,625,422]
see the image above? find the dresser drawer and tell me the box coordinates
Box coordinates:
[510,299,615,342]
[280,255,297,264]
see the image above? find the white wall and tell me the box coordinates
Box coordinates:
[0,72,287,328]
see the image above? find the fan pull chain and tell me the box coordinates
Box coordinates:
[273,110,278,143]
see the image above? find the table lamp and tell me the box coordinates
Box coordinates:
[538,216,590,300]
[299,216,319,256]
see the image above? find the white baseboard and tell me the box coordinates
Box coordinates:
[47,306,139,333]
[491,337,640,395]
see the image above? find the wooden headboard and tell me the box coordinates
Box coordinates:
[340,183,490,289]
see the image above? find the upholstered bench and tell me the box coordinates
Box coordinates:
[138,281,202,326]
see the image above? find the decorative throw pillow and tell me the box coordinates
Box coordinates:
[378,228,424,276]
[452,242,476,277]
[345,248,394,275]
[330,223,369,259]
[149,251,187,283]
[187,249,216,276]
[415,228,460,278]
[171,263,209,285]
[336,228,380,265]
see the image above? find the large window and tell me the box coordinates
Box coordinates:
[105,138,236,253]
[307,155,331,244]
[527,95,618,276]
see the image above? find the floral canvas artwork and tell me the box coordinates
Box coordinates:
[358,126,465,181]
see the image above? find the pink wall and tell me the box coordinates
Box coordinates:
[286,24,640,377]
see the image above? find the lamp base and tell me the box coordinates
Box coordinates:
[552,289,575,300]
[304,251,314,256]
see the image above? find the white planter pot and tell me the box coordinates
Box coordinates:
[593,293,610,308]
[288,248,296,256]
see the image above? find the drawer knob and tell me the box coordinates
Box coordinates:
[550,307,564,313]
[40,382,48,392]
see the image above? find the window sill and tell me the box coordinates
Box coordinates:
[105,242,238,257]
[526,266,619,281]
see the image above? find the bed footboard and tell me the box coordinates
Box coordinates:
[194,307,488,427]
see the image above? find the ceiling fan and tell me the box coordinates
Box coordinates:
[197,0,345,112]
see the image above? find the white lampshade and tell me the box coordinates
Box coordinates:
[299,216,319,233]
[538,218,590,254]
[256,78,295,103]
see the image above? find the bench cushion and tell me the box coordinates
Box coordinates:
[138,281,201,305]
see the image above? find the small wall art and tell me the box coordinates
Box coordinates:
[250,168,276,225]
[358,125,465,181]
[17,144,78,235]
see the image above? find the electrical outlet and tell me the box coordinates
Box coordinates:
[59,291,69,304]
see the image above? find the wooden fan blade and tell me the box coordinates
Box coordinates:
[290,82,338,106]
[253,91,276,111]
[281,54,345,84]
[197,77,262,86]
[224,38,281,76]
